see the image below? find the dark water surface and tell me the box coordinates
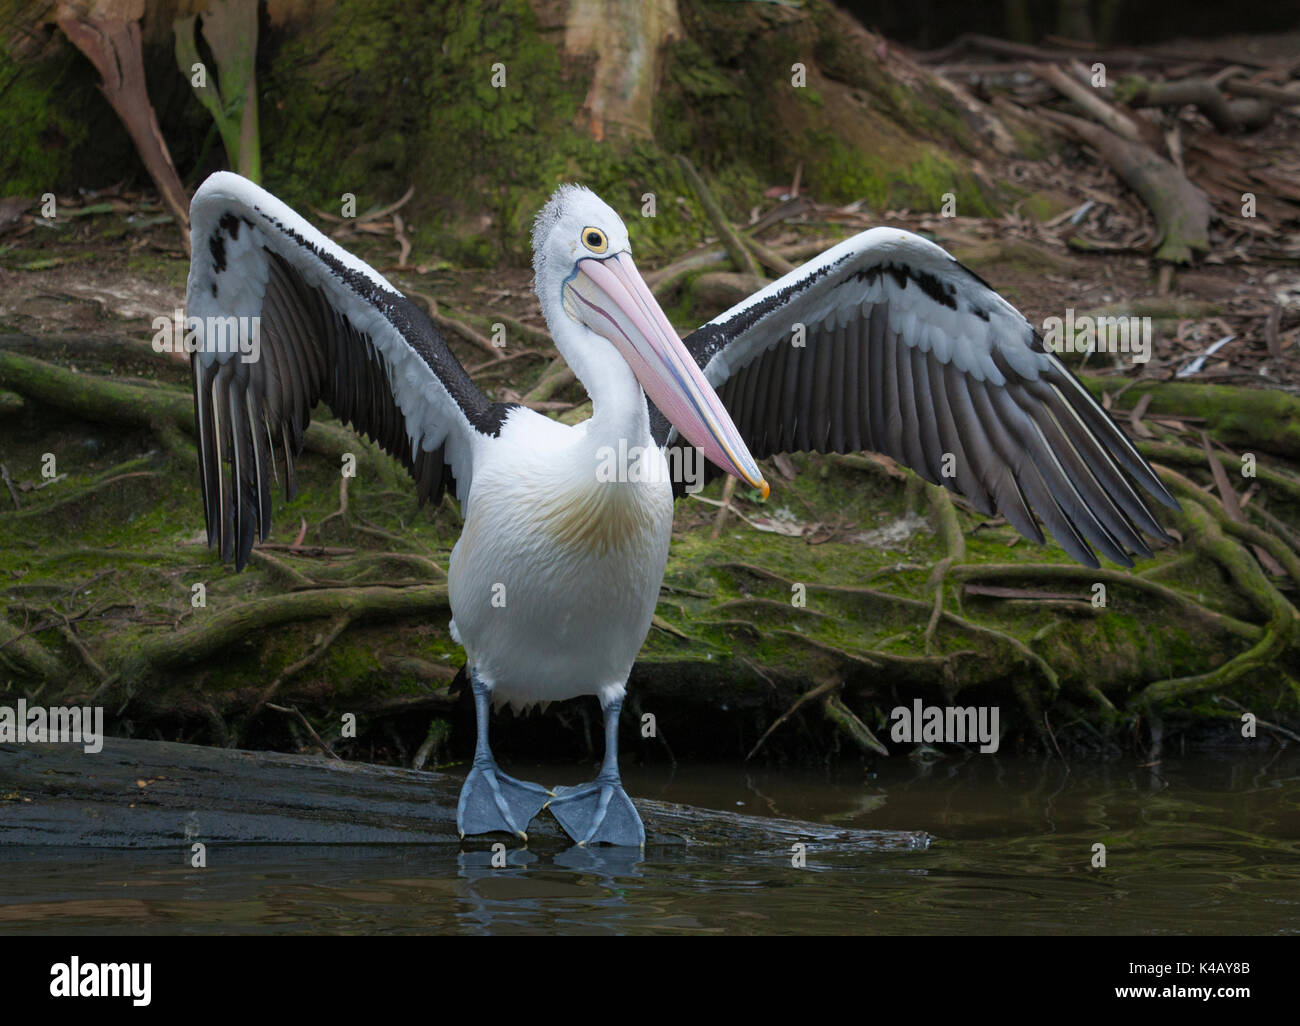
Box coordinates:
[2,751,1297,934]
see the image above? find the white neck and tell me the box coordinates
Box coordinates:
[550,318,652,452]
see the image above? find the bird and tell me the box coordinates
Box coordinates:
[185,171,1177,847]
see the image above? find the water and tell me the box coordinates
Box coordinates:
[2,750,1297,934]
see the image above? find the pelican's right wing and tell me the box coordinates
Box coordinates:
[187,172,512,569]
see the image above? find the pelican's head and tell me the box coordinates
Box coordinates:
[532,185,767,497]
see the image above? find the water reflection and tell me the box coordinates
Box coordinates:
[1,751,1297,934]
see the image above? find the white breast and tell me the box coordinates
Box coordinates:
[447,410,674,710]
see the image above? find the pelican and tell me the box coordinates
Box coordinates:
[186,172,1177,847]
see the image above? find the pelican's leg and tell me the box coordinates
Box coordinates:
[545,694,645,847]
[456,672,551,842]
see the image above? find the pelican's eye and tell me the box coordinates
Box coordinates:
[581,227,608,254]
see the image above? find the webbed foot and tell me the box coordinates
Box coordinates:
[457,760,552,841]
[546,776,645,847]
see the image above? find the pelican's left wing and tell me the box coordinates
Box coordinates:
[651,227,1178,568]
[187,172,512,570]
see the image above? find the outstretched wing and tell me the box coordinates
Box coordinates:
[652,227,1177,568]
[187,171,512,570]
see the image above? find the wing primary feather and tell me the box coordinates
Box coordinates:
[1001,378,1152,557]
[968,375,1097,562]
[943,362,1042,544]
[811,323,835,452]
[190,355,219,547]
[729,359,753,442]
[763,343,786,458]
[905,344,943,484]
[882,323,907,464]
[208,367,231,560]
[1045,364,1179,510]
[868,304,888,453]
[843,315,862,453]
[752,345,777,456]
[925,352,993,514]
[246,386,273,540]
[780,336,801,452]
[1024,378,1168,542]
[828,324,847,453]
[988,383,1131,566]
[795,331,816,452]
[740,352,764,446]
[227,366,259,569]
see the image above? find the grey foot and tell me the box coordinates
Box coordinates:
[546,777,646,847]
[457,762,552,841]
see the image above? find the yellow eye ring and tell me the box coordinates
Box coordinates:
[581,227,608,254]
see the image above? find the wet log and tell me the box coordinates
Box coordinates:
[0,737,930,854]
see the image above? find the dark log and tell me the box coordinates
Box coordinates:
[0,737,930,853]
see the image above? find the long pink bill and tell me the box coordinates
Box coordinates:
[565,251,769,498]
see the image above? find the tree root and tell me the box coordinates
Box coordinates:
[923,483,965,653]
[746,676,840,761]
[822,691,890,757]
[1076,375,1300,461]
[0,352,391,473]
[110,584,450,689]
[264,702,341,759]
[947,564,1263,642]
[1136,499,1299,706]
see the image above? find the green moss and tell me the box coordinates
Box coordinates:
[0,49,95,195]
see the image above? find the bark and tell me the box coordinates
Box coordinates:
[562,0,681,141]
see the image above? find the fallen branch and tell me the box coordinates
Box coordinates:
[1032,62,1143,143]
[0,736,930,851]
[1035,107,1210,263]
[1118,75,1269,134]
[822,691,889,756]
[676,154,762,280]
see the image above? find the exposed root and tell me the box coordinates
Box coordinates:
[1136,500,1298,706]
[111,584,450,689]
[822,691,889,757]
[746,676,840,761]
[923,483,965,654]
[264,702,341,759]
